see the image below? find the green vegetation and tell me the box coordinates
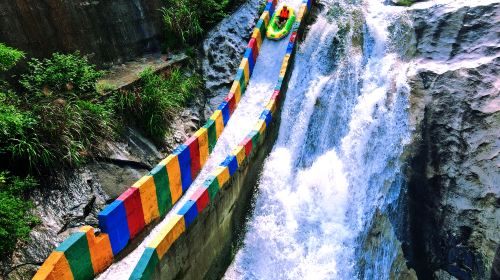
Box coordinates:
[394,0,413,6]
[1,52,114,170]
[160,0,231,47]
[0,42,201,257]
[20,52,104,96]
[0,90,115,170]
[1,47,200,169]
[96,81,118,95]
[0,43,25,71]
[0,48,112,256]
[115,67,202,144]
[0,91,46,169]
[0,172,39,256]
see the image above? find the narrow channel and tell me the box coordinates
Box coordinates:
[98,0,303,278]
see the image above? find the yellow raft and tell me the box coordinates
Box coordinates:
[266,6,296,40]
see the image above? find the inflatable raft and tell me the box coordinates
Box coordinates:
[266,6,296,40]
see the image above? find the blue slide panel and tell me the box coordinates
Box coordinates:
[173,144,192,192]
[260,109,273,127]
[177,200,198,228]
[98,200,131,255]
[286,42,295,54]
[218,101,230,126]
[222,155,239,176]
[264,2,275,16]
[244,48,255,74]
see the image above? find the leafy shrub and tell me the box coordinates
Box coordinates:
[0,51,115,170]
[0,43,25,72]
[197,0,231,26]
[0,172,39,256]
[115,67,201,144]
[161,0,230,47]
[161,1,203,47]
[20,52,104,96]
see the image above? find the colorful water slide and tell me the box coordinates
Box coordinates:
[32,0,312,279]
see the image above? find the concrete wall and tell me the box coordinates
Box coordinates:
[129,1,312,279]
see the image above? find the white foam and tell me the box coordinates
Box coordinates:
[224,0,412,278]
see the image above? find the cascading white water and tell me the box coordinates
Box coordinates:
[224,0,412,279]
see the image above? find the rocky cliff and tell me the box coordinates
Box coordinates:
[202,0,261,110]
[0,0,164,66]
[405,1,499,279]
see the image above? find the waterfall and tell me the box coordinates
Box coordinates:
[224,0,412,278]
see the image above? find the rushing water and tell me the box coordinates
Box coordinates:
[224,0,412,279]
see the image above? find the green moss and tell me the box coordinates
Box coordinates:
[387,14,416,59]
[350,9,364,48]
[327,3,365,56]
[394,0,413,6]
[326,2,345,22]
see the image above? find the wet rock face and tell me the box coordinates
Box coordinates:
[0,128,163,279]
[1,169,109,280]
[202,0,261,112]
[1,101,204,280]
[406,2,500,279]
[0,0,164,66]
[360,212,418,280]
[412,2,499,64]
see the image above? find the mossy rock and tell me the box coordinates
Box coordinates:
[391,0,413,6]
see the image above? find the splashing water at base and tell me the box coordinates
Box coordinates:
[225,0,412,279]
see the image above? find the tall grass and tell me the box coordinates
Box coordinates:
[0,52,114,171]
[115,67,202,144]
[161,0,230,47]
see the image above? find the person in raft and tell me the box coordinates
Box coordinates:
[276,5,290,29]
